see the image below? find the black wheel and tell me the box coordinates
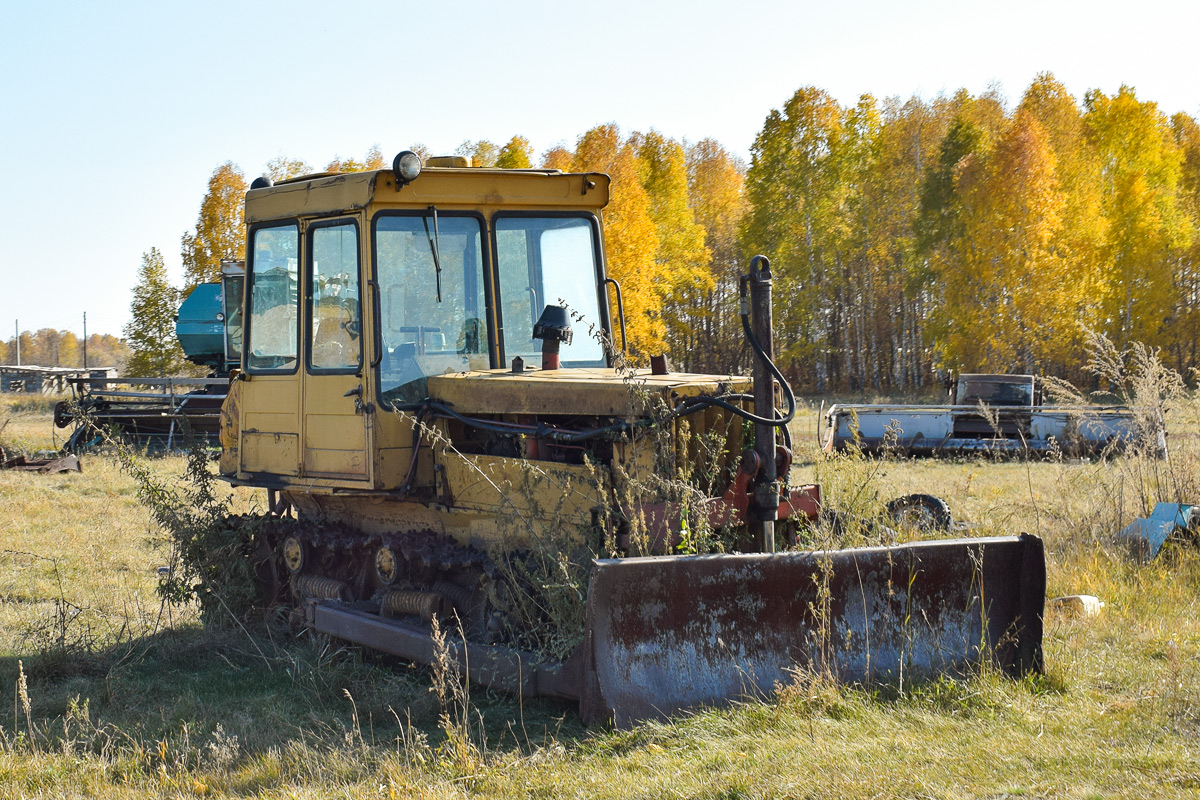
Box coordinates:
[53,401,74,429]
[886,494,952,532]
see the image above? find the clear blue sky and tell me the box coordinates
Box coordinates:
[1,0,1197,340]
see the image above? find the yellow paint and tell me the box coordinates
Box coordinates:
[230,161,749,542]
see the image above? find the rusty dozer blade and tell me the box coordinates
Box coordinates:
[578,533,1044,727]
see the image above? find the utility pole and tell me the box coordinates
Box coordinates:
[14,320,19,366]
[83,312,88,369]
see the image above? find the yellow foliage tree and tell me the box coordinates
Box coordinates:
[939,109,1078,372]
[265,155,313,182]
[1017,74,1107,344]
[496,136,533,169]
[633,131,711,365]
[1085,86,1190,349]
[1170,112,1200,369]
[326,145,385,173]
[454,140,498,167]
[181,162,247,291]
[686,138,748,372]
[571,124,663,355]
[541,146,573,172]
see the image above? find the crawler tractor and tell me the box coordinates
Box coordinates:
[219,152,1045,727]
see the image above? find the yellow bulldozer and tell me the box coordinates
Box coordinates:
[217,151,1046,727]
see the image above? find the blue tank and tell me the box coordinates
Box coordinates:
[176,283,227,369]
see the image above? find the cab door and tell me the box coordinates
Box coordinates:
[240,222,302,477]
[300,218,369,479]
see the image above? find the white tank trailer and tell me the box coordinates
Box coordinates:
[824,374,1162,458]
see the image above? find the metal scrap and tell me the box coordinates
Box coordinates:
[0,454,82,474]
[1119,502,1194,561]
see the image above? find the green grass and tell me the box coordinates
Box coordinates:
[0,401,1198,797]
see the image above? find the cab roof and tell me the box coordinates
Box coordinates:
[244,166,611,225]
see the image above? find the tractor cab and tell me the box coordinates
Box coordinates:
[228,154,615,492]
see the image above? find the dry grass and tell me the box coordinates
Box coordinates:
[0,397,1198,797]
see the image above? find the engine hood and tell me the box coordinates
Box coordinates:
[425,367,751,417]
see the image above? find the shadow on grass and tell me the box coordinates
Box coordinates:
[0,618,585,761]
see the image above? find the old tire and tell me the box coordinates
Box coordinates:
[886,493,952,532]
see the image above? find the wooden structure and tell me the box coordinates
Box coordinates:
[0,366,116,394]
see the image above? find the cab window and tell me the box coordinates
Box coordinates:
[308,222,362,372]
[374,213,489,406]
[246,223,299,371]
[494,215,605,365]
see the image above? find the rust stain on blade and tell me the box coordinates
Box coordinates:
[580,534,1044,727]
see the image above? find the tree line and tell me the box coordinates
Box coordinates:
[0,331,128,372]
[124,72,1200,391]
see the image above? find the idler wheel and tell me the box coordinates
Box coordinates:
[281,535,307,574]
[374,546,399,585]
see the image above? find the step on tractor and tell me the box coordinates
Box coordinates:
[217,152,1045,727]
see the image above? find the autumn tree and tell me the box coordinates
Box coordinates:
[859,95,954,390]
[1085,86,1189,349]
[937,109,1079,372]
[125,248,187,377]
[264,155,312,183]
[326,145,385,173]
[741,87,850,390]
[84,334,129,372]
[496,136,534,169]
[571,124,664,355]
[455,139,499,167]
[633,131,711,367]
[1170,112,1200,370]
[181,162,247,291]
[686,138,748,373]
[541,146,573,172]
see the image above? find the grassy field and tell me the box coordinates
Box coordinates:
[1,394,1199,798]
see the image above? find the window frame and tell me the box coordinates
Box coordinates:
[304,217,364,376]
[243,220,302,376]
[489,211,610,367]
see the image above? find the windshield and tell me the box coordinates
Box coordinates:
[375,214,489,405]
[495,216,605,366]
[956,377,1033,406]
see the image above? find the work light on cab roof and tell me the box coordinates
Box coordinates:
[392,150,422,186]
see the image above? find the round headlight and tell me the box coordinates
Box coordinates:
[393,150,422,185]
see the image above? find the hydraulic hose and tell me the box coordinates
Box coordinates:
[737,283,796,428]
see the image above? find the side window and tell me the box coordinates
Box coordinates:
[222,273,244,365]
[494,216,605,365]
[308,223,361,372]
[247,224,299,371]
